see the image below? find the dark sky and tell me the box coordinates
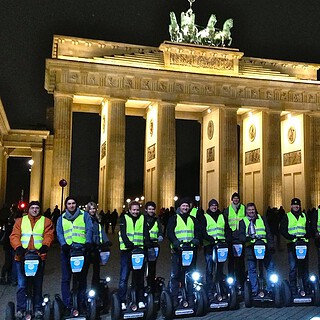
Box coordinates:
[1,0,320,204]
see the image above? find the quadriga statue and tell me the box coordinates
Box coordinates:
[213,18,233,47]
[196,14,217,46]
[169,12,182,43]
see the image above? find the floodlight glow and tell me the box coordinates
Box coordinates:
[88,289,95,297]
[192,272,200,281]
[227,277,234,285]
[270,274,279,283]
[310,275,316,282]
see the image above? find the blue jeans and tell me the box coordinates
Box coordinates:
[61,250,88,307]
[247,252,274,293]
[118,250,145,303]
[16,260,44,312]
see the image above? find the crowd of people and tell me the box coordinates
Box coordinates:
[0,192,320,319]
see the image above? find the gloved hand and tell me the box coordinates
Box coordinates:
[126,241,135,250]
[38,245,49,254]
[16,246,26,256]
[191,238,200,247]
[105,240,113,247]
[173,240,181,250]
[85,242,93,251]
[62,244,71,252]
[158,236,164,243]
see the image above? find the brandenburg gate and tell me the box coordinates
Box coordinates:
[43,33,320,213]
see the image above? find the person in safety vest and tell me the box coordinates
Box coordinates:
[85,201,112,293]
[56,196,93,315]
[118,200,151,311]
[199,198,232,299]
[10,201,54,320]
[144,201,163,294]
[280,197,311,294]
[223,192,246,290]
[239,202,275,296]
[311,205,320,277]
[167,197,201,308]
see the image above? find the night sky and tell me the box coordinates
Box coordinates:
[1,0,320,206]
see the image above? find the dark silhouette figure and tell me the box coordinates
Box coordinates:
[110,209,118,234]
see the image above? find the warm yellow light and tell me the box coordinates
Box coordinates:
[248,112,253,117]
[126,198,131,203]
[141,196,145,201]
[207,109,211,114]
[173,196,178,201]
[28,159,34,166]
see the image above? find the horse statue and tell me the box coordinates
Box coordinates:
[213,18,233,47]
[196,14,217,45]
[169,12,182,43]
[180,8,198,43]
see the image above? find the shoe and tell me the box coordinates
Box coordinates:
[15,311,24,319]
[121,302,126,310]
[138,301,145,309]
[34,310,43,319]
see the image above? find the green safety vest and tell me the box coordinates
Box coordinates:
[228,204,245,231]
[173,214,194,244]
[190,208,197,218]
[98,224,103,244]
[317,209,320,231]
[287,211,308,242]
[243,215,266,245]
[62,211,86,245]
[149,221,159,241]
[203,213,225,246]
[21,215,45,250]
[119,214,144,250]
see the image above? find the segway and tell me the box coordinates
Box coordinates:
[282,237,320,306]
[244,238,281,308]
[53,244,96,320]
[96,246,111,316]
[5,250,51,320]
[231,240,244,296]
[160,243,205,319]
[206,240,238,311]
[111,248,154,320]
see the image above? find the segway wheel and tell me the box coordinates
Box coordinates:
[160,290,173,320]
[273,282,282,308]
[195,290,205,316]
[244,281,252,308]
[88,298,97,320]
[111,292,121,320]
[228,285,238,310]
[281,280,292,307]
[145,292,154,320]
[53,298,62,320]
[313,279,320,306]
[5,301,15,320]
[102,285,111,313]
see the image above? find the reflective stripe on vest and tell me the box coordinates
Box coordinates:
[119,214,144,250]
[204,213,225,246]
[228,204,245,231]
[62,211,86,245]
[317,209,320,231]
[243,215,266,245]
[99,224,103,244]
[174,214,194,243]
[21,215,45,250]
[149,222,159,241]
[287,211,308,242]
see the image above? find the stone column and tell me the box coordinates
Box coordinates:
[29,147,42,201]
[105,99,126,212]
[157,102,176,208]
[219,107,238,208]
[310,115,320,206]
[263,111,282,208]
[0,146,8,207]
[50,93,73,209]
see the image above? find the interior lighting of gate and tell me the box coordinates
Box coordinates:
[207,109,211,113]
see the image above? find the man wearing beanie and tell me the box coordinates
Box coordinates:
[10,201,54,319]
[280,198,311,294]
[167,197,201,308]
[56,196,93,315]
[199,198,232,300]
[223,192,246,292]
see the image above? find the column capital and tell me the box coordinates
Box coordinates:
[53,92,74,100]
[31,147,43,153]
[108,98,127,104]
[156,100,176,108]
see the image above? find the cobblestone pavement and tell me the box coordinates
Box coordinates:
[0,229,320,319]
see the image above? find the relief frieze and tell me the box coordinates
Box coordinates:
[206,146,215,163]
[245,148,260,165]
[147,144,156,162]
[283,150,301,166]
[101,141,106,160]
